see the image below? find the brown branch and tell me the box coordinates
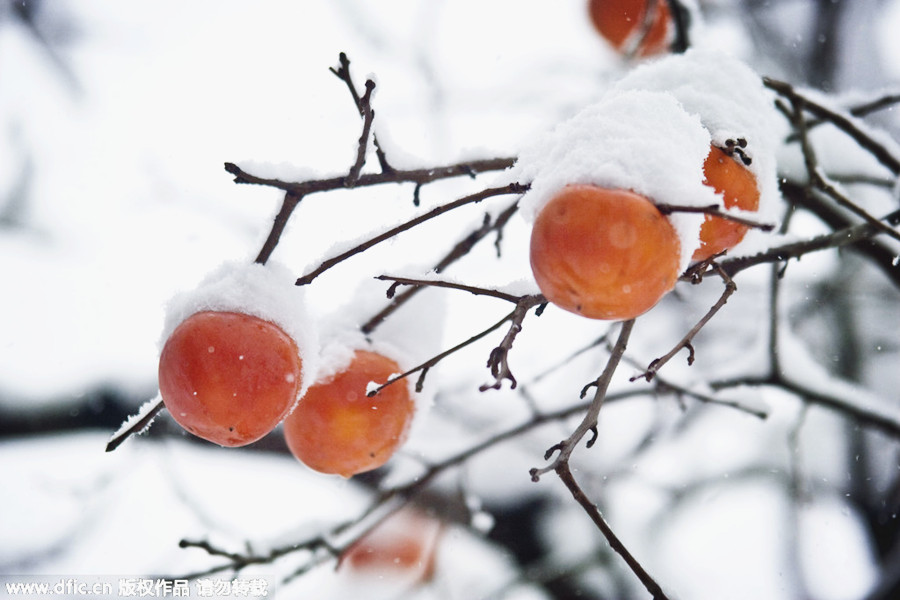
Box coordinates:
[330,52,393,173]
[362,200,520,334]
[346,79,377,186]
[528,320,670,599]
[530,319,636,481]
[367,307,520,396]
[480,295,546,391]
[787,93,900,244]
[255,192,302,265]
[718,206,900,278]
[105,398,165,452]
[375,275,525,303]
[786,90,900,141]
[555,463,671,600]
[632,264,737,382]
[224,157,517,195]
[296,183,528,286]
[764,77,900,175]
[656,203,776,232]
[367,294,543,396]
[779,179,900,289]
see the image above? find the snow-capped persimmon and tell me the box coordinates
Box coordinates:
[158,311,304,447]
[588,0,671,57]
[692,144,761,261]
[340,507,443,584]
[283,350,414,478]
[529,184,681,321]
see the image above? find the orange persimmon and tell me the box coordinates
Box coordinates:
[692,145,760,261]
[529,184,681,320]
[340,507,443,584]
[588,0,671,57]
[283,350,414,478]
[158,311,304,447]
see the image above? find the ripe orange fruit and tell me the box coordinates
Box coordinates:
[158,311,304,447]
[283,350,414,478]
[340,507,443,583]
[692,145,760,261]
[529,184,681,320]
[587,0,671,57]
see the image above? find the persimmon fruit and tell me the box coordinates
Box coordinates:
[588,0,671,57]
[158,311,304,447]
[340,507,443,583]
[529,184,681,320]
[283,350,414,478]
[692,145,760,261]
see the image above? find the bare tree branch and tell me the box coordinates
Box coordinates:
[633,263,737,382]
[296,183,528,286]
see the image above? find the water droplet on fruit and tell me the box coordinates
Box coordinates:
[207,346,215,353]
[285,373,296,383]
[238,355,244,360]
[622,284,632,294]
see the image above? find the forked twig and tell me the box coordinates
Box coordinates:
[296,183,528,286]
[631,263,737,382]
[528,320,670,599]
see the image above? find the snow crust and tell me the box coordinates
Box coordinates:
[507,49,783,271]
[160,261,321,399]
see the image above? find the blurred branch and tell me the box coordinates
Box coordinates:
[718,206,900,280]
[665,0,691,53]
[787,91,900,244]
[765,77,900,175]
[779,178,900,289]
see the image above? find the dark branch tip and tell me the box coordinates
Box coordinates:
[585,425,599,449]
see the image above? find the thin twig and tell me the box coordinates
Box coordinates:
[480,296,546,391]
[787,94,900,243]
[224,157,517,195]
[105,399,165,452]
[764,77,900,175]
[366,302,531,396]
[375,275,524,303]
[346,79,377,186]
[528,321,670,599]
[656,203,776,231]
[330,52,393,173]
[718,207,900,278]
[296,183,528,286]
[530,319,636,481]
[255,192,302,265]
[555,463,671,600]
[631,264,737,382]
[362,200,520,334]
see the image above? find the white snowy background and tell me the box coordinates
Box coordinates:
[2,1,900,599]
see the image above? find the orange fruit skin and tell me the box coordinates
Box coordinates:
[692,146,761,261]
[158,311,303,447]
[529,185,681,320]
[283,350,414,478]
[340,508,443,583]
[588,0,671,56]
